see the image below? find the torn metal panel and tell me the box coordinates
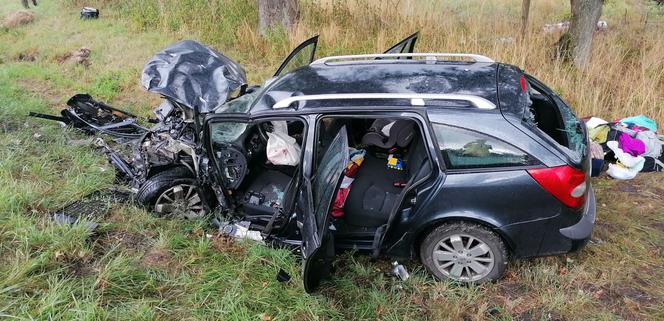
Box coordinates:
[63,94,149,139]
[29,94,149,140]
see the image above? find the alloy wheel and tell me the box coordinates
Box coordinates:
[154,184,205,219]
[432,233,495,282]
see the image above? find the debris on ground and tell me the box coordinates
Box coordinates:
[54,47,92,67]
[543,20,608,34]
[15,49,38,62]
[216,220,265,243]
[48,188,131,231]
[4,10,35,28]
[29,93,149,140]
[391,261,409,281]
[276,269,291,283]
[80,7,99,20]
[21,0,38,9]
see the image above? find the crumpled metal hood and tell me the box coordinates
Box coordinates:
[141,40,247,113]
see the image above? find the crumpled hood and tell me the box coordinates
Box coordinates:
[141,40,247,113]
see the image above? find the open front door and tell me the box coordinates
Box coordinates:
[301,126,348,292]
[273,35,319,77]
[382,31,419,55]
[204,115,253,191]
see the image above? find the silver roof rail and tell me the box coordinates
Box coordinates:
[311,53,495,65]
[272,93,496,110]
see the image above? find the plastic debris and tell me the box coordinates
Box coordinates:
[276,269,291,283]
[80,7,99,20]
[391,261,409,281]
[218,221,264,243]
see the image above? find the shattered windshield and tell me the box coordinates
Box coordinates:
[210,122,249,143]
[215,91,260,114]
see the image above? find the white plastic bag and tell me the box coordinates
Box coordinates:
[266,121,301,166]
[607,163,638,180]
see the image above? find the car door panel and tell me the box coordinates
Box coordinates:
[301,126,348,292]
[274,35,319,77]
[203,115,252,191]
[382,31,419,55]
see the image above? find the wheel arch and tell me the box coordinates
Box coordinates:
[147,164,195,179]
[412,216,515,260]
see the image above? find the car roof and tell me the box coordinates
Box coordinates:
[249,59,499,113]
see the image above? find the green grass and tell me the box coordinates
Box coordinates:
[1,1,663,320]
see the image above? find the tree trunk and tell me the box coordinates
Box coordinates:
[520,0,531,38]
[559,0,603,68]
[257,0,299,37]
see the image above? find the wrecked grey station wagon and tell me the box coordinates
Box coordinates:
[34,32,595,291]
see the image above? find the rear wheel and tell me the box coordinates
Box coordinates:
[420,222,507,283]
[136,167,206,219]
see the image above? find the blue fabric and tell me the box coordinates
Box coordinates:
[620,115,657,132]
[591,159,604,177]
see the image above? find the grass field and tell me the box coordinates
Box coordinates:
[1,1,663,320]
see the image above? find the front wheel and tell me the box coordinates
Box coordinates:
[136,167,207,219]
[420,222,508,283]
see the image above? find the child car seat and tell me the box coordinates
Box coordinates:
[361,119,415,149]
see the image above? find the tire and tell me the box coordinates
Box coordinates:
[136,167,207,219]
[420,222,508,283]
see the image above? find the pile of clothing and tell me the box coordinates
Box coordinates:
[586,114,664,180]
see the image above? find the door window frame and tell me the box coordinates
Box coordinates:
[203,113,310,189]
[381,31,419,56]
[273,35,319,78]
[312,111,439,177]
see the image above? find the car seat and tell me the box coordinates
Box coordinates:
[344,132,428,227]
[361,119,415,149]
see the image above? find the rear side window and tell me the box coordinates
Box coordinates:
[525,76,587,164]
[433,124,539,170]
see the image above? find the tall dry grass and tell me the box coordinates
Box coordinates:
[73,0,664,123]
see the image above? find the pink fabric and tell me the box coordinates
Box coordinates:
[625,124,650,132]
[618,133,645,156]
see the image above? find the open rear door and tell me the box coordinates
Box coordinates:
[382,31,419,55]
[301,127,348,292]
[273,35,319,77]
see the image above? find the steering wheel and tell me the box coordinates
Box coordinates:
[215,144,248,190]
[257,122,273,143]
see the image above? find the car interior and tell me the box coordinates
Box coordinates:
[316,117,431,247]
[209,116,431,245]
[528,85,569,147]
[209,119,305,230]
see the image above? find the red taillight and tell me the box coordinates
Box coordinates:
[519,75,527,93]
[527,165,587,209]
